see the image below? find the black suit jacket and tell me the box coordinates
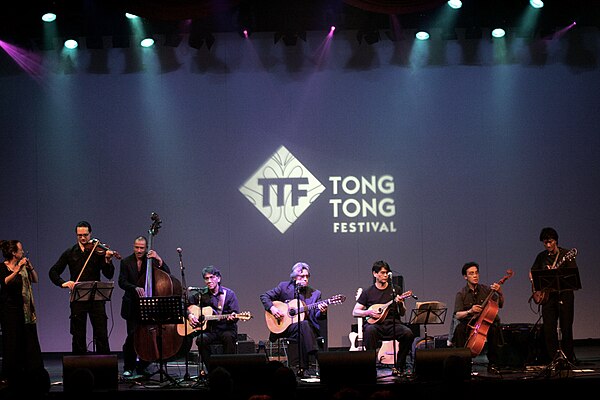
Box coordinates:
[118,253,170,320]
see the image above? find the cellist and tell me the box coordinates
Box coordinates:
[451,261,504,373]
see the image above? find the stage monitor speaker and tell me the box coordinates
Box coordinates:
[414,348,471,381]
[209,353,268,387]
[317,350,377,386]
[62,354,118,392]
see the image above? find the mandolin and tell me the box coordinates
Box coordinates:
[365,291,413,324]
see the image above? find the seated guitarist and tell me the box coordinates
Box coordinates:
[186,266,240,371]
[352,260,415,373]
[259,262,327,376]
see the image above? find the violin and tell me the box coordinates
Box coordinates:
[84,238,121,259]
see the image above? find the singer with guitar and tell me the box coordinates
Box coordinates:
[352,260,415,374]
[48,221,115,355]
[260,262,328,377]
[452,261,504,372]
[529,227,579,364]
[186,266,240,372]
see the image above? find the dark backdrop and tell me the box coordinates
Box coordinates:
[1,29,599,352]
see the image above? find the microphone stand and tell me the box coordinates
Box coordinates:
[389,273,402,376]
[295,282,304,378]
[177,250,194,384]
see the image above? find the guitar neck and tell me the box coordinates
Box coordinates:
[298,298,332,314]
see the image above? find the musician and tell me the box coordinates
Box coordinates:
[118,235,168,378]
[352,260,414,373]
[48,221,115,354]
[452,261,503,372]
[260,262,327,376]
[529,227,579,363]
[186,265,240,370]
[0,240,45,390]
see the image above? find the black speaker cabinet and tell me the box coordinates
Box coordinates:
[208,353,268,386]
[317,350,377,386]
[62,354,118,392]
[414,348,472,381]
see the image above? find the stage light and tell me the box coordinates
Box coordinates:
[64,39,78,49]
[41,13,57,23]
[140,37,154,47]
[530,0,544,9]
[491,28,506,38]
[416,31,430,40]
[447,0,462,10]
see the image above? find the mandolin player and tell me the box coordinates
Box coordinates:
[352,260,415,375]
[451,261,504,373]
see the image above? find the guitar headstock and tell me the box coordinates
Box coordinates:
[561,248,578,264]
[330,294,347,305]
[355,288,363,301]
[237,311,253,321]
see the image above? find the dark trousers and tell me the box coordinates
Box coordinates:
[283,320,320,369]
[195,329,237,369]
[70,301,110,354]
[122,319,151,372]
[542,290,575,362]
[364,320,414,369]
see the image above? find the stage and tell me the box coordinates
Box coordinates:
[2,339,599,399]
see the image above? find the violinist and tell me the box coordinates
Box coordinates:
[49,220,116,354]
[118,235,169,378]
[452,262,503,373]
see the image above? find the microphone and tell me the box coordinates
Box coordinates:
[177,247,183,254]
[387,271,393,278]
[411,294,419,300]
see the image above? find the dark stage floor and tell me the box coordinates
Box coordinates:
[2,340,600,399]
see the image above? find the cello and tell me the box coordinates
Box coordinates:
[134,212,184,363]
[465,269,513,357]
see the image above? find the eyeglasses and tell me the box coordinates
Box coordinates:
[77,233,90,237]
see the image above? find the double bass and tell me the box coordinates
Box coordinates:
[465,269,513,357]
[134,213,184,362]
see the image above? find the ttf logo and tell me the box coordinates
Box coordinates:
[239,145,325,233]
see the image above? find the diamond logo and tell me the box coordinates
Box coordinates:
[239,145,325,233]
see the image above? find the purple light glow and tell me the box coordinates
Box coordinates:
[0,40,44,83]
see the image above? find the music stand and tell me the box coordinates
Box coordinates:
[531,268,581,374]
[70,281,114,303]
[70,281,114,352]
[409,301,447,349]
[138,296,184,386]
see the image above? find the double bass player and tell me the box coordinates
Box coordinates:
[451,261,504,373]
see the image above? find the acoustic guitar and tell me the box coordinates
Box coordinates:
[177,305,252,336]
[365,291,413,324]
[530,248,577,305]
[265,294,346,334]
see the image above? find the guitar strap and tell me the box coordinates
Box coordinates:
[216,289,227,315]
[549,251,560,269]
